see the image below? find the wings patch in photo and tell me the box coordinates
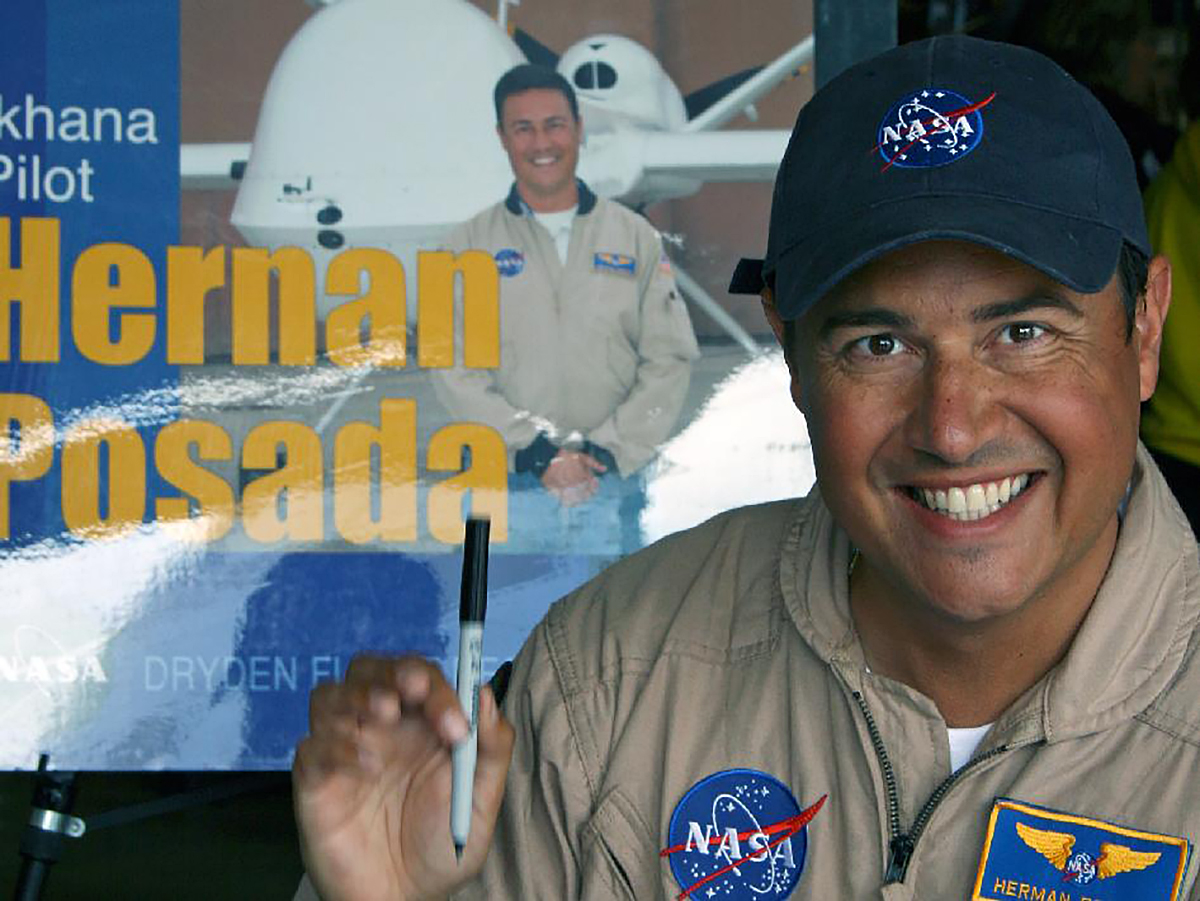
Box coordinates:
[972,798,1191,900]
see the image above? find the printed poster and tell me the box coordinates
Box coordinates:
[0,0,815,769]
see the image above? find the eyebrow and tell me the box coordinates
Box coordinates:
[969,293,1084,322]
[818,308,915,339]
[509,115,567,128]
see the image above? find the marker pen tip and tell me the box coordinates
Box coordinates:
[454,842,465,861]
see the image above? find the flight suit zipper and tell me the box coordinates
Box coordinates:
[851,690,1009,884]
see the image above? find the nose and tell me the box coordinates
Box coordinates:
[904,351,1003,465]
[530,125,555,150]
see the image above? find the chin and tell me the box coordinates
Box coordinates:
[911,566,1037,625]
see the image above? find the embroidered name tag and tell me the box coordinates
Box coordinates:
[972,798,1191,900]
[594,251,636,275]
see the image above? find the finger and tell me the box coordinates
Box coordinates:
[580,453,608,473]
[309,676,399,738]
[330,655,468,744]
[469,685,515,830]
[476,684,512,758]
[345,655,449,713]
[306,684,406,773]
[344,653,431,699]
[420,662,470,745]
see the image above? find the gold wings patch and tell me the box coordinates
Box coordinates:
[1096,843,1162,879]
[1016,821,1162,880]
[1016,822,1074,870]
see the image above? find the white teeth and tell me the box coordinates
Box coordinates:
[910,474,1033,522]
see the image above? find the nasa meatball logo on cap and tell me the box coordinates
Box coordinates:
[876,88,993,170]
[661,768,825,899]
[494,248,524,277]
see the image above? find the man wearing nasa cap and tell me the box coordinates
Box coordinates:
[292,36,1200,901]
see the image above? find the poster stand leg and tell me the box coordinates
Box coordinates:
[14,754,83,901]
[10,764,289,898]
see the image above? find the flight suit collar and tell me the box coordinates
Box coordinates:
[504,178,597,216]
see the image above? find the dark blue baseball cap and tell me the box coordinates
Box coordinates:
[728,35,1151,319]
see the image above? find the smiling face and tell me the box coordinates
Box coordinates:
[497,87,582,212]
[785,241,1168,631]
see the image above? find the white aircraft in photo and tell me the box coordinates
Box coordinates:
[180,0,813,352]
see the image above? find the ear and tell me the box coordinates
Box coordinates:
[760,287,807,412]
[761,286,785,344]
[1136,254,1172,402]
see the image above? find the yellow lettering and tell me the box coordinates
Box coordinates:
[231,247,315,365]
[241,421,322,541]
[1030,887,1045,901]
[325,248,406,368]
[61,418,145,538]
[1018,882,1030,899]
[0,393,53,539]
[166,245,224,364]
[425,422,506,543]
[332,399,416,543]
[1005,881,1018,897]
[71,242,156,365]
[417,250,498,368]
[994,877,1007,893]
[155,420,235,541]
[0,217,59,362]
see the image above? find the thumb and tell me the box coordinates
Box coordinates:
[471,685,514,820]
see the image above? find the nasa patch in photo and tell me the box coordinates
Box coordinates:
[494,247,524,277]
[876,87,992,170]
[661,768,825,899]
[971,798,1191,900]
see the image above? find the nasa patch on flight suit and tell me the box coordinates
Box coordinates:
[593,251,637,275]
[493,248,524,277]
[971,798,1191,900]
[660,768,825,899]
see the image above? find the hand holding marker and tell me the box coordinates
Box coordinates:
[452,516,490,860]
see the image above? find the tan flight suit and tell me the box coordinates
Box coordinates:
[453,444,1200,899]
[431,182,699,477]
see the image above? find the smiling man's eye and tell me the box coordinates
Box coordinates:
[1000,323,1045,344]
[853,334,902,356]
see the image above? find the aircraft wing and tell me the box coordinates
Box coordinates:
[181,142,252,191]
[640,130,791,182]
[683,35,813,132]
